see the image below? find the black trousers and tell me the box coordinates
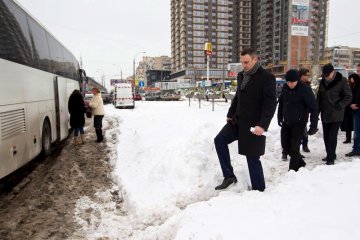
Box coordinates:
[94,115,104,142]
[214,123,265,191]
[94,115,104,129]
[322,122,341,161]
[281,123,306,171]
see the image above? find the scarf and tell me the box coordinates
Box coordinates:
[241,62,260,90]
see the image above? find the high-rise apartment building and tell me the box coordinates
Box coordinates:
[170,0,252,82]
[252,0,329,75]
[171,0,329,79]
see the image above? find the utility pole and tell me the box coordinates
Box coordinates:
[160,68,163,97]
[222,49,227,102]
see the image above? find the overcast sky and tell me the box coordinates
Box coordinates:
[15,0,360,88]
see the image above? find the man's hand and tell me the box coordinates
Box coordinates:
[351,104,359,110]
[307,127,318,135]
[251,126,264,136]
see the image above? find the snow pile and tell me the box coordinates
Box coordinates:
[75,101,360,240]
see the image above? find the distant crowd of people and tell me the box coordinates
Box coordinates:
[214,47,360,192]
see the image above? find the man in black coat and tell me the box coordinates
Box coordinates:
[317,63,352,165]
[278,69,318,171]
[346,72,360,156]
[214,48,277,191]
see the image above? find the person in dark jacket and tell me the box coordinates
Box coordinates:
[341,75,356,143]
[278,69,318,171]
[68,89,86,145]
[345,73,360,156]
[317,63,352,165]
[214,48,277,191]
[299,68,312,152]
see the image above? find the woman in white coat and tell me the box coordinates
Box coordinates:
[89,87,105,142]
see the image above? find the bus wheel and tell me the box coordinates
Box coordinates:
[41,120,52,157]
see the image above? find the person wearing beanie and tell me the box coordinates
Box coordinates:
[278,69,318,171]
[317,63,352,165]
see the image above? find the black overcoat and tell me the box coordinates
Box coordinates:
[68,92,86,128]
[227,67,277,156]
[317,72,352,123]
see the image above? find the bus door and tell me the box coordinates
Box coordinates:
[54,76,69,141]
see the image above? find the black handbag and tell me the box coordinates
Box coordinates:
[85,107,92,118]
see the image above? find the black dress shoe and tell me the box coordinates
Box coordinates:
[343,140,351,144]
[302,145,310,152]
[299,158,307,168]
[215,176,238,190]
[282,153,287,161]
[345,151,360,157]
[322,157,327,162]
[326,161,334,165]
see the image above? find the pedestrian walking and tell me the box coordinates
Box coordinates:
[317,63,352,165]
[345,73,360,156]
[68,89,86,145]
[278,69,318,171]
[299,68,312,152]
[214,48,277,192]
[89,87,105,143]
[341,75,357,144]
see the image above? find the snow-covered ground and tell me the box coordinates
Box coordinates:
[75,100,360,240]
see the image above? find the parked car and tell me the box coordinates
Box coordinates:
[133,93,142,101]
[83,93,94,117]
[101,91,112,104]
[144,92,161,101]
[84,93,94,101]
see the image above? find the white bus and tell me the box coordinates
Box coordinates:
[0,0,86,179]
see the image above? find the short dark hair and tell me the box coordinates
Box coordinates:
[298,68,309,77]
[241,48,257,57]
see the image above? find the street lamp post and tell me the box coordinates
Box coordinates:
[95,69,105,87]
[133,51,146,94]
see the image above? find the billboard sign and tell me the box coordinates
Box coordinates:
[291,0,309,36]
[227,63,243,77]
[110,79,127,85]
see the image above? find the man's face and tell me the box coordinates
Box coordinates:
[325,71,335,81]
[286,81,298,89]
[357,66,360,76]
[300,73,310,83]
[240,54,257,72]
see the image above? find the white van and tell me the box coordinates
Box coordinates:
[114,83,135,108]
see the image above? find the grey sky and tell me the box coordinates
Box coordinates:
[15,0,360,88]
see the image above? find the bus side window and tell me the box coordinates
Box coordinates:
[1,0,33,65]
[27,17,51,72]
